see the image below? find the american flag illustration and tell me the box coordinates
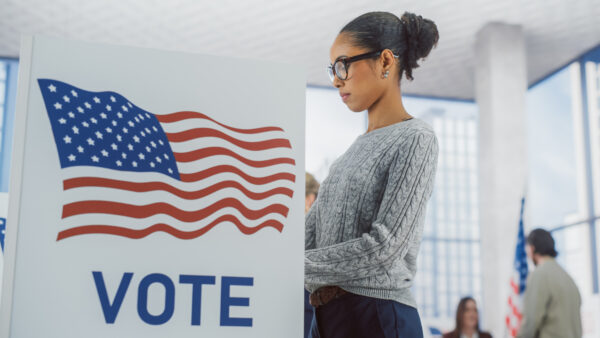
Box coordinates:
[37,79,296,241]
[505,197,528,337]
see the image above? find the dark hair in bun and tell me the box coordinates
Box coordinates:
[340,11,439,81]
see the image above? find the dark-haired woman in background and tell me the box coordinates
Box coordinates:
[443,297,492,338]
[304,11,439,338]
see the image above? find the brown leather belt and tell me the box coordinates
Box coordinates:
[309,286,348,308]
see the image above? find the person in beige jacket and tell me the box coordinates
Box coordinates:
[517,229,582,338]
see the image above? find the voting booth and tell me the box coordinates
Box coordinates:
[0,36,305,337]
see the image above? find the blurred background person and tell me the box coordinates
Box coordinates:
[443,297,492,338]
[517,229,582,338]
[304,172,320,338]
[305,173,319,213]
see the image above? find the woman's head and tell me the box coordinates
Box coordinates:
[329,12,438,112]
[455,297,480,335]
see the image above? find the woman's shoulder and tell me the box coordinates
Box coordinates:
[399,118,436,141]
[441,331,492,338]
[479,331,493,338]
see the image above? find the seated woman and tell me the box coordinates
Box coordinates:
[443,297,492,338]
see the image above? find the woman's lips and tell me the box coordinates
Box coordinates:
[341,93,350,102]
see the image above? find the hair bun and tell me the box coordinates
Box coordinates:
[400,12,439,80]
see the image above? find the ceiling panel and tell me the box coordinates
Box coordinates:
[0,0,598,100]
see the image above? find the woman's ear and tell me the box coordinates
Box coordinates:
[381,49,397,71]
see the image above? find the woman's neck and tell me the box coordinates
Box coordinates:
[461,327,476,337]
[366,86,411,133]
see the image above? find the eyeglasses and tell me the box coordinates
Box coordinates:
[327,50,382,82]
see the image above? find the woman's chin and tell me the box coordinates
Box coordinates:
[346,102,365,113]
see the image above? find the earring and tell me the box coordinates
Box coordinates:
[383,70,390,79]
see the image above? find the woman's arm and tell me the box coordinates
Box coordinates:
[305,131,438,284]
[305,198,317,250]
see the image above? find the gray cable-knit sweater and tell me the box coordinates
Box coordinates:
[305,118,438,308]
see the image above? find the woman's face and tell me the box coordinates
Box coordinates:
[329,33,387,112]
[462,299,479,331]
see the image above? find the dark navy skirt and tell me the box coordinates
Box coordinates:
[309,292,423,338]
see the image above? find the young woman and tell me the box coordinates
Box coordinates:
[304,11,439,338]
[444,297,492,338]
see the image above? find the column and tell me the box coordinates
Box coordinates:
[475,22,528,337]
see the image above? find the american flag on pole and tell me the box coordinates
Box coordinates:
[37,79,296,241]
[0,217,5,252]
[505,197,528,337]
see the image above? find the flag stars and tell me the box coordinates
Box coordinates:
[134,117,139,123]
[106,105,112,111]
[63,95,70,103]
[127,144,134,151]
[155,156,162,163]
[116,160,122,167]
[110,96,116,102]
[100,113,107,119]
[111,143,118,151]
[54,102,62,110]
[87,138,95,146]
[132,161,138,167]
[117,112,123,118]
[121,153,127,159]
[90,118,98,124]
[71,90,78,97]
[111,120,117,126]
[77,146,84,153]
[158,140,164,146]
[128,121,135,127]
[58,118,67,124]
[122,127,128,134]
[138,153,145,160]
[122,105,128,112]
[48,84,57,92]
[150,162,155,168]
[82,121,90,127]
[145,113,151,118]
[91,155,99,162]
[101,150,109,157]
[116,135,123,142]
[68,154,76,162]
[153,126,158,132]
[72,126,79,134]
[105,127,113,133]
[140,131,146,137]
[68,112,75,118]
[145,128,151,134]
[63,135,72,144]
[93,97,101,103]
[77,106,84,113]
[168,168,173,174]
[150,141,157,148]
[145,146,151,153]
[95,131,103,139]
[163,154,169,160]
[139,114,145,121]
[128,102,133,108]
[133,135,140,143]
[84,102,91,109]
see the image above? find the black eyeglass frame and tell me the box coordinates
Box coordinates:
[327,50,384,82]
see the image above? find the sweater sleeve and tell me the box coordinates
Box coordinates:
[304,131,438,284]
[305,199,317,250]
